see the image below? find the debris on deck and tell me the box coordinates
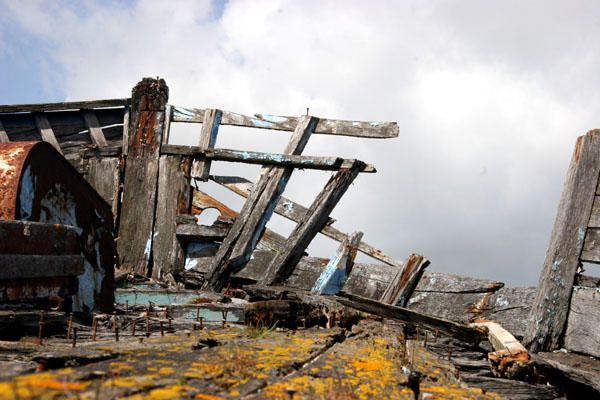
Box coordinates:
[0,78,599,398]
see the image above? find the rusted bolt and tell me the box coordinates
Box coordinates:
[72,327,77,348]
[91,315,98,341]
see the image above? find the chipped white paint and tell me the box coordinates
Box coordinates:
[18,166,36,219]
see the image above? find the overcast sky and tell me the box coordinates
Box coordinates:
[1,0,599,285]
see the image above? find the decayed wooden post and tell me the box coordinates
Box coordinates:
[117,78,169,276]
[312,231,363,295]
[524,130,600,352]
[380,254,429,306]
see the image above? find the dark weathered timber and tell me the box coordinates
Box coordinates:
[0,119,8,142]
[534,351,600,394]
[211,175,401,267]
[117,78,168,276]
[0,220,80,255]
[461,374,559,400]
[261,161,364,285]
[171,106,399,138]
[414,272,504,293]
[581,227,600,263]
[161,145,376,173]
[191,108,221,181]
[152,154,192,280]
[524,130,600,352]
[588,196,600,227]
[81,146,122,159]
[33,113,62,153]
[483,286,537,339]
[336,292,486,344]
[311,231,363,295]
[81,109,109,147]
[0,255,84,279]
[176,224,229,241]
[202,116,318,291]
[564,286,600,357]
[380,254,429,306]
[574,273,600,288]
[86,156,120,217]
[0,98,130,113]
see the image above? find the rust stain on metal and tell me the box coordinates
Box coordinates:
[0,142,37,220]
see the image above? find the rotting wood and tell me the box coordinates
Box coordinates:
[202,116,318,291]
[176,224,229,241]
[86,156,120,217]
[0,98,130,113]
[0,255,84,279]
[171,106,399,139]
[211,175,402,268]
[311,231,363,295]
[117,78,168,277]
[0,119,8,142]
[191,108,221,181]
[581,227,600,263]
[82,146,122,158]
[460,374,559,400]
[574,273,600,288]
[261,161,364,285]
[380,253,429,306]
[33,113,62,153]
[152,154,192,280]
[336,292,486,344]
[534,351,600,394]
[163,145,376,173]
[524,129,600,353]
[82,109,109,147]
[587,195,600,227]
[162,104,172,144]
[564,286,600,358]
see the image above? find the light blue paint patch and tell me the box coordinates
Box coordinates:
[312,250,347,295]
[551,258,562,271]
[249,118,275,128]
[173,107,196,119]
[369,122,382,126]
[261,114,289,124]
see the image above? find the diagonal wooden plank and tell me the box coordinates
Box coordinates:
[202,115,317,291]
[192,108,222,181]
[33,113,62,153]
[260,160,364,285]
[82,109,109,147]
[0,118,8,142]
[379,254,429,306]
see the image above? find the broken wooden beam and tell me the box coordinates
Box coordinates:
[0,98,130,113]
[380,254,429,306]
[82,109,109,147]
[564,286,600,358]
[191,108,222,181]
[33,113,62,153]
[211,175,402,268]
[171,106,399,139]
[336,292,486,344]
[311,231,363,295]
[161,145,376,173]
[261,161,364,285]
[524,130,600,352]
[176,224,229,241]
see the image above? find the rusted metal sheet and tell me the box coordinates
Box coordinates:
[0,141,115,313]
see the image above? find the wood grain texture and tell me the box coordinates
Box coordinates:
[33,113,62,153]
[534,351,600,394]
[261,161,364,285]
[82,109,109,147]
[379,254,429,306]
[581,227,600,263]
[171,106,399,138]
[0,98,129,113]
[588,195,600,227]
[564,286,600,357]
[122,106,130,155]
[524,130,600,352]
[152,154,192,280]
[176,224,229,241]
[211,175,402,267]
[86,156,120,218]
[191,108,221,181]
[0,119,8,142]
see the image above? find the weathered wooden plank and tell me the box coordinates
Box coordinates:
[81,109,109,147]
[564,286,600,357]
[211,175,401,267]
[524,130,600,352]
[574,273,600,288]
[588,196,600,227]
[414,272,504,293]
[81,146,122,158]
[336,292,486,344]
[162,104,172,144]
[379,254,429,306]
[33,113,62,153]
[172,106,399,138]
[261,161,364,285]
[0,119,8,142]
[534,351,600,394]
[176,224,229,241]
[152,154,192,280]
[202,116,318,291]
[161,144,376,172]
[461,375,559,400]
[122,105,130,155]
[0,254,84,279]
[86,156,120,217]
[0,98,130,113]
[117,78,168,276]
[312,231,363,295]
[484,286,536,339]
[192,108,221,181]
[581,227,600,263]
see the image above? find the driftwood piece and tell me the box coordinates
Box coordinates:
[0,255,84,279]
[564,286,600,357]
[171,106,399,138]
[261,161,364,285]
[525,130,600,352]
[0,98,129,113]
[311,231,363,295]
[152,154,192,280]
[336,292,486,344]
[82,109,109,147]
[534,351,600,394]
[33,113,62,153]
[211,175,402,267]
[0,119,8,142]
[191,108,221,181]
[202,116,317,291]
[379,254,429,306]
[86,156,120,217]
[117,78,168,276]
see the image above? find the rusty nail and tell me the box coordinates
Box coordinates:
[38,320,45,345]
[145,313,150,337]
[92,315,97,341]
[138,337,144,344]
[448,350,452,361]
[168,317,173,332]
[67,313,73,339]
[222,310,228,328]
[199,317,204,330]
[131,319,136,336]
[424,332,428,349]
[160,320,165,336]
[125,300,128,313]
[196,307,200,321]
[72,327,77,348]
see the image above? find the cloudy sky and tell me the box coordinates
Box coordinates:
[1,0,599,285]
